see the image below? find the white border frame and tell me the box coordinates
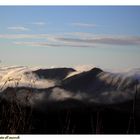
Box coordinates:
[0,0,140,5]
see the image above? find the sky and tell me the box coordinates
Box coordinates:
[0,6,140,70]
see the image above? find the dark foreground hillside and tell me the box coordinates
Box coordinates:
[0,93,140,134]
[0,67,140,134]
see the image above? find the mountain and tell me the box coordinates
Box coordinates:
[0,66,140,134]
[62,67,103,91]
[32,67,76,80]
[0,66,140,107]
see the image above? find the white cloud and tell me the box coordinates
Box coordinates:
[0,66,140,108]
[0,33,140,48]
[66,65,94,78]
[74,65,94,72]
[7,26,29,31]
[57,36,140,46]
[0,66,56,91]
[13,41,97,48]
[0,34,53,39]
[31,22,46,26]
[72,22,96,28]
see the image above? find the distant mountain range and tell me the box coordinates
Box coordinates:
[0,66,140,134]
[0,66,139,109]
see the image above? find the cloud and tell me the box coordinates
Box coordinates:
[66,65,94,78]
[0,66,140,111]
[7,26,29,31]
[13,41,97,48]
[74,65,94,72]
[0,33,140,48]
[56,36,140,46]
[13,35,140,48]
[72,22,96,28]
[31,22,46,26]
[14,41,62,47]
[0,34,58,39]
[0,66,56,91]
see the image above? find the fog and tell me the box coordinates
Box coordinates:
[0,66,56,91]
[0,66,140,111]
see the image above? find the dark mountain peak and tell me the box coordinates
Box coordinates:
[62,67,103,91]
[32,67,76,80]
[63,67,103,81]
[89,67,103,74]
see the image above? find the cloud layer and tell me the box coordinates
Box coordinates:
[0,33,140,48]
[72,22,96,28]
[31,22,46,26]
[7,26,29,31]
[0,66,56,91]
[0,66,140,111]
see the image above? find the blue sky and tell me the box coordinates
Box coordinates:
[0,6,140,70]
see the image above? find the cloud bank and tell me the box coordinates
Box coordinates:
[72,22,96,28]
[0,65,140,115]
[31,22,46,26]
[0,33,140,48]
[0,66,140,109]
[0,66,56,91]
[7,26,29,31]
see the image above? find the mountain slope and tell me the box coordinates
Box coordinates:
[0,66,140,134]
[62,67,103,91]
[32,67,76,80]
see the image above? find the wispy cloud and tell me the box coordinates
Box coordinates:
[0,34,50,39]
[14,42,61,47]
[72,22,96,28]
[31,22,46,26]
[57,36,140,46]
[7,26,29,31]
[0,33,140,48]
[13,41,96,48]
